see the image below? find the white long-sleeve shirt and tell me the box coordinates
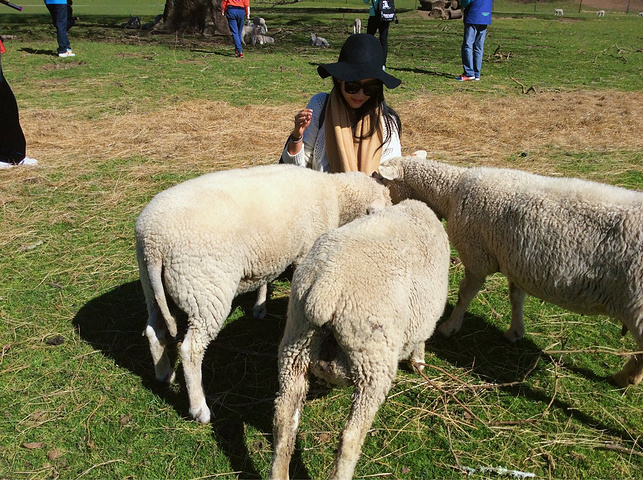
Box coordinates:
[280,93,402,172]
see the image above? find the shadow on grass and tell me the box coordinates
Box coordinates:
[72,281,636,476]
[72,278,310,479]
[388,65,456,78]
[19,47,59,57]
[428,305,636,445]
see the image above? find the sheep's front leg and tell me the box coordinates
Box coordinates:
[612,322,643,387]
[329,373,394,480]
[504,281,526,343]
[144,306,175,383]
[180,325,215,424]
[253,282,268,319]
[439,268,486,337]
[270,327,314,480]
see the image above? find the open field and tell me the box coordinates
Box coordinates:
[0,2,642,479]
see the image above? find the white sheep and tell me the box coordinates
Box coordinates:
[353,17,362,34]
[597,9,605,16]
[253,33,275,46]
[269,200,450,480]
[241,21,266,46]
[310,32,330,48]
[136,164,391,424]
[554,8,564,16]
[377,154,643,388]
[253,16,267,32]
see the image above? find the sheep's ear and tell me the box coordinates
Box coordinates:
[378,160,403,181]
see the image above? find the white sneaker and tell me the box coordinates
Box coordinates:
[0,161,13,169]
[18,156,38,166]
[59,49,75,58]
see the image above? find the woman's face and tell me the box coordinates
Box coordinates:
[340,78,380,109]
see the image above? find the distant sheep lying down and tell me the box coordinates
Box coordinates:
[136,165,391,423]
[310,32,330,48]
[270,200,450,480]
[377,153,643,387]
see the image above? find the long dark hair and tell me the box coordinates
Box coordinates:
[332,77,402,151]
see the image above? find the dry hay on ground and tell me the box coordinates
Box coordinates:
[18,90,643,177]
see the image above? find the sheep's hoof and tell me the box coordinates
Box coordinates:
[502,329,524,344]
[192,399,211,424]
[610,370,643,388]
[157,370,176,384]
[253,303,267,319]
[437,322,458,338]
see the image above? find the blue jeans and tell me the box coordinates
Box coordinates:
[46,4,71,53]
[461,24,488,78]
[226,7,245,54]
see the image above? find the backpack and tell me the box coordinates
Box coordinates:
[377,0,396,22]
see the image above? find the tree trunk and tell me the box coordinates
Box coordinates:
[156,0,230,36]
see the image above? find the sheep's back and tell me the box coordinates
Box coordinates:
[292,200,450,352]
[135,165,345,290]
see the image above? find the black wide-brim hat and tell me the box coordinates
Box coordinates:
[317,34,402,89]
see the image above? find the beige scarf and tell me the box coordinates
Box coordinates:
[324,88,384,174]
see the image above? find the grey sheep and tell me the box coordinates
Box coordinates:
[310,32,330,48]
[269,200,450,480]
[136,164,391,424]
[377,153,643,387]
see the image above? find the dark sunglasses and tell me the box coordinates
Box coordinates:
[343,80,381,96]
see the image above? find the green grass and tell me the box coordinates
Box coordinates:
[0,1,642,479]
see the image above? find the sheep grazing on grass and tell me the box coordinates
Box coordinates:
[377,153,643,388]
[241,20,266,46]
[353,17,362,34]
[597,9,605,16]
[554,8,564,16]
[253,16,267,32]
[136,164,391,423]
[270,200,450,480]
[310,32,330,48]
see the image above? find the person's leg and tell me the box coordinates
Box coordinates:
[226,8,244,55]
[460,23,476,78]
[66,0,76,31]
[378,20,390,66]
[366,15,379,36]
[472,25,488,79]
[49,4,71,54]
[0,66,26,164]
[235,10,245,55]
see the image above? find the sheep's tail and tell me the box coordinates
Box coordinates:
[137,241,178,338]
[147,259,178,338]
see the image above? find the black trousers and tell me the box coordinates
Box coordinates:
[0,54,26,164]
[366,16,390,65]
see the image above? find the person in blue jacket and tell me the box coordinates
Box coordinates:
[44,0,75,57]
[456,0,492,81]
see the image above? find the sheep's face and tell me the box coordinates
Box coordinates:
[375,159,411,204]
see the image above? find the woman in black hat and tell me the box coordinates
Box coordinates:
[280,34,401,175]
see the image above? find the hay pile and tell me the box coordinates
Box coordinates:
[19,90,643,175]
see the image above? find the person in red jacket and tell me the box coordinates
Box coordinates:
[221,0,250,58]
[0,39,37,168]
